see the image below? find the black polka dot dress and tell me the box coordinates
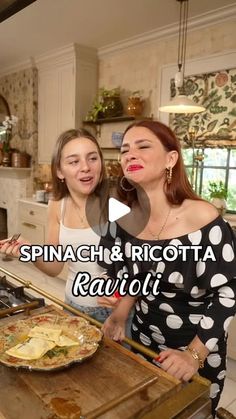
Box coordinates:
[99,216,236,416]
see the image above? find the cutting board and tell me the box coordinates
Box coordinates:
[0,305,212,419]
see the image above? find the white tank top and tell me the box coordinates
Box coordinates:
[59,198,105,307]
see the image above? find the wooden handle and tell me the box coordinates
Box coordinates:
[84,375,158,418]
[0,301,40,318]
[22,222,36,229]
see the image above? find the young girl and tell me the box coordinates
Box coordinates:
[0,128,112,322]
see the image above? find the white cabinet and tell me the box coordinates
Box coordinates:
[18,199,68,281]
[36,44,98,164]
[224,215,236,360]
[228,318,236,360]
[18,200,47,245]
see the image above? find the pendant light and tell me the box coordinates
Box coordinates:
[159,0,205,114]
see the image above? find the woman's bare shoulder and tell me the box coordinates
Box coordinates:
[182,199,219,227]
[48,198,61,210]
[47,199,62,220]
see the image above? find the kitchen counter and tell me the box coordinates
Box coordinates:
[0,257,65,306]
[0,305,212,419]
[19,197,48,208]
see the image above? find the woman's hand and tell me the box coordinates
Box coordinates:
[0,236,30,258]
[158,349,199,381]
[102,315,126,341]
[97,295,120,309]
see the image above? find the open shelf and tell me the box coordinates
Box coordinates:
[83,115,153,137]
[83,115,153,125]
[83,115,136,125]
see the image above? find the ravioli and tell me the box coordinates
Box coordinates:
[6,337,56,360]
[55,335,79,347]
[28,326,79,347]
[28,326,62,341]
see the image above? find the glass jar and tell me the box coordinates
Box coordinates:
[127,97,144,116]
[102,96,123,118]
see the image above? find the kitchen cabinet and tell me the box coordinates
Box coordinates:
[18,199,68,281]
[18,200,47,245]
[36,44,98,164]
[228,319,236,360]
[224,214,236,361]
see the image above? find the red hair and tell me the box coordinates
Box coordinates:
[118,120,200,205]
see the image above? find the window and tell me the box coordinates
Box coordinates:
[182,148,236,212]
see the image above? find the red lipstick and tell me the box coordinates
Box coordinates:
[127,164,143,172]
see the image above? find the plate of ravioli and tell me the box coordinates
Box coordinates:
[0,314,102,371]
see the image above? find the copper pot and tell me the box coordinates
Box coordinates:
[11,152,31,168]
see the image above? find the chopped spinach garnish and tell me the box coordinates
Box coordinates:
[46,347,69,358]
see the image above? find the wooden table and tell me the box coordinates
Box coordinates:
[0,305,212,419]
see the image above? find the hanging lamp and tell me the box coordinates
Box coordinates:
[159,0,205,114]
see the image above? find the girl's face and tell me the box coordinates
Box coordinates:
[120,126,177,188]
[57,137,102,196]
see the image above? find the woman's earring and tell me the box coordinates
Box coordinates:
[60,178,65,183]
[120,176,135,192]
[166,167,172,185]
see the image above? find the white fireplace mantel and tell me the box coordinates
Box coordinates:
[0,167,32,237]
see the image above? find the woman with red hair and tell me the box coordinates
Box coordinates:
[100,120,236,417]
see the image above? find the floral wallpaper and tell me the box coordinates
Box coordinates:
[0,68,51,190]
[0,68,38,156]
[170,68,236,147]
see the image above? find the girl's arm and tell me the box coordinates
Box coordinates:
[33,199,65,276]
[102,295,136,340]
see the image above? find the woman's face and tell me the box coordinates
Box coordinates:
[57,137,102,196]
[120,126,177,187]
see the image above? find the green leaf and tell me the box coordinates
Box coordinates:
[229,108,236,116]
[46,347,69,358]
[231,75,236,83]
[216,128,231,137]
[208,181,227,199]
[206,120,218,132]
[230,94,236,103]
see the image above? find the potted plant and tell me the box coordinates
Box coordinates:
[127,90,144,116]
[208,181,228,215]
[86,87,123,121]
[85,96,106,122]
[1,115,18,166]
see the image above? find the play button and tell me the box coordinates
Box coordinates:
[86,178,150,238]
[108,197,131,222]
